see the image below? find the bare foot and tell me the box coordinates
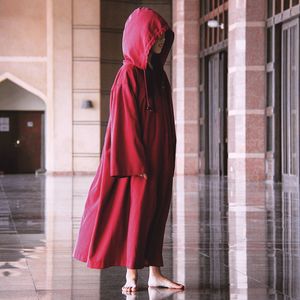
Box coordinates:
[148,266,184,289]
[122,269,138,293]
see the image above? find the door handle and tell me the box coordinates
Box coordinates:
[14,139,21,147]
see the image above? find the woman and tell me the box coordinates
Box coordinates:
[73,7,183,292]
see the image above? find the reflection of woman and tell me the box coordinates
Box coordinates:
[73,7,183,292]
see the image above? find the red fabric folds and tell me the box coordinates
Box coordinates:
[110,71,148,177]
[73,7,176,269]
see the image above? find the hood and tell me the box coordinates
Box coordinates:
[122,7,174,70]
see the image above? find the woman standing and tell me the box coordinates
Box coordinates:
[73,7,183,292]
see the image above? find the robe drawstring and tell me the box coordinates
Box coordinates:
[143,69,154,112]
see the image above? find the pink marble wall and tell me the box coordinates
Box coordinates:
[172,0,200,175]
[228,0,266,181]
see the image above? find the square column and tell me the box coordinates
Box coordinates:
[228,0,266,181]
[47,0,73,173]
[172,0,200,175]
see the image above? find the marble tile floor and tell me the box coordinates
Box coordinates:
[0,174,299,299]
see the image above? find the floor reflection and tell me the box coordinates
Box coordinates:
[0,174,299,299]
[266,184,300,299]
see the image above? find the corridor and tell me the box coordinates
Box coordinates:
[0,174,299,299]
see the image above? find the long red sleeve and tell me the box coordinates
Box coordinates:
[109,81,148,177]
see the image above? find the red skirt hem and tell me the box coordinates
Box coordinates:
[73,253,163,270]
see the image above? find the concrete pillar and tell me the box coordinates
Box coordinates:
[47,0,73,173]
[172,0,200,175]
[72,0,101,173]
[228,0,266,181]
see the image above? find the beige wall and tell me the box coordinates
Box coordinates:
[0,0,46,57]
[0,80,45,111]
[72,0,101,173]
[0,0,101,173]
[0,0,47,97]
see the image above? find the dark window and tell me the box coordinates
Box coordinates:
[290,25,297,175]
[214,25,218,44]
[200,91,205,118]
[284,0,290,10]
[219,13,224,41]
[209,24,213,47]
[224,11,228,40]
[200,125,205,151]
[275,0,282,14]
[267,72,273,106]
[200,24,205,50]
[205,0,211,13]
[282,29,288,173]
[267,116,273,151]
[267,27,273,63]
[200,0,205,17]
[268,0,273,18]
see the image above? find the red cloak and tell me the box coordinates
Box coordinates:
[73,7,176,269]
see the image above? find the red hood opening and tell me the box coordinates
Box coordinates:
[122,7,174,70]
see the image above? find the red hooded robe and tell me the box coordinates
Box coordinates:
[73,7,176,269]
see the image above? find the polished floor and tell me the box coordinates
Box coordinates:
[0,174,299,299]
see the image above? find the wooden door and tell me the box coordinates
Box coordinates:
[0,111,43,174]
[208,52,228,176]
[281,19,299,185]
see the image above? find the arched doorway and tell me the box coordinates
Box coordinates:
[0,79,46,174]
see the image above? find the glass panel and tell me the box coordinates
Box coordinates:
[219,13,224,41]
[206,0,211,13]
[275,0,282,14]
[200,125,205,151]
[267,116,273,151]
[199,58,203,85]
[268,0,273,17]
[200,91,205,118]
[200,24,205,50]
[289,26,298,175]
[224,11,228,40]
[292,0,299,6]
[209,25,213,47]
[284,0,290,10]
[200,0,206,17]
[282,29,288,174]
[267,27,273,63]
[206,24,209,49]
[214,26,218,44]
[267,72,273,106]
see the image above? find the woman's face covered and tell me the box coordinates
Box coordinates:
[151,33,166,54]
[122,7,173,70]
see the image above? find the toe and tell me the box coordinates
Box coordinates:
[174,283,184,289]
[132,287,137,292]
